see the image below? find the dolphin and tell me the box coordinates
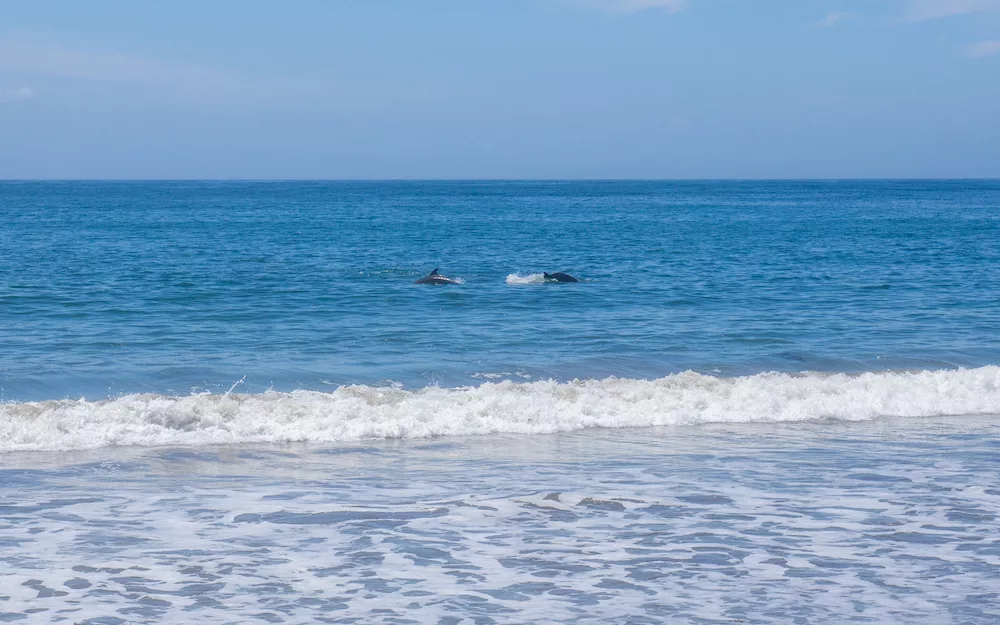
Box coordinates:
[544,272,580,283]
[414,268,460,285]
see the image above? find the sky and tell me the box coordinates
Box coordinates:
[1,0,998,179]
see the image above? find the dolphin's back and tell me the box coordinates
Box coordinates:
[415,269,458,285]
[546,272,580,283]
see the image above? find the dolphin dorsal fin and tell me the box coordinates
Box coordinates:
[430,268,439,275]
[543,272,551,278]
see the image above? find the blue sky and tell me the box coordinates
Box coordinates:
[1,0,998,178]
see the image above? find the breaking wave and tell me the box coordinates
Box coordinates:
[2,367,999,452]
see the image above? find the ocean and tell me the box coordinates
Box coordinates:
[2,180,999,623]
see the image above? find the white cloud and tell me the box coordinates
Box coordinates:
[564,0,685,13]
[0,86,35,102]
[0,38,325,106]
[817,11,853,28]
[966,39,1000,56]
[669,115,690,130]
[0,39,232,98]
[904,0,1000,20]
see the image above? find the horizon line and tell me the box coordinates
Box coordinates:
[2,177,999,183]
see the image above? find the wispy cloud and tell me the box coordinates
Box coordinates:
[0,86,35,102]
[0,39,211,85]
[0,38,325,106]
[966,39,1000,56]
[904,0,1000,20]
[817,11,853,28]
[564,0,685,13]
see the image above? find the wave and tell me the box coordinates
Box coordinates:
[506,273,546,284]
[2,367,999,452]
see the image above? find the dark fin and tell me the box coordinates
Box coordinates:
[550,272,579,282]
[543,272,552,279]
[430,268,439,275]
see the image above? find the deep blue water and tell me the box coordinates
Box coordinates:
[2,180,998,401]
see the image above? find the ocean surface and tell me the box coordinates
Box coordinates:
[2,180,999,623]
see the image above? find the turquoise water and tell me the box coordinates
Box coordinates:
[2,181,1000,624]
[3,180,999,401]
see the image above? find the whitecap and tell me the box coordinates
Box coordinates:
[3,367,1000,452]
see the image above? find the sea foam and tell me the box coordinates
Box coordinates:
[2,367,999,452]
[505,273,546,284]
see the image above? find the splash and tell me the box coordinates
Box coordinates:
[506,273,546,285]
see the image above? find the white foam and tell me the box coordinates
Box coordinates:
[505,272,546,284]
[3,367,1000,452]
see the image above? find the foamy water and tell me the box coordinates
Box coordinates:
[2,418,999,624]
[505,272,546,284]
[3,367,999,452]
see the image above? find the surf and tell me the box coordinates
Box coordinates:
[3,366,999,452]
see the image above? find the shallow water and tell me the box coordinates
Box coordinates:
[3,417,999,624]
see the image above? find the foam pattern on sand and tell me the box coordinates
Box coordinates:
[2,421,999,624]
